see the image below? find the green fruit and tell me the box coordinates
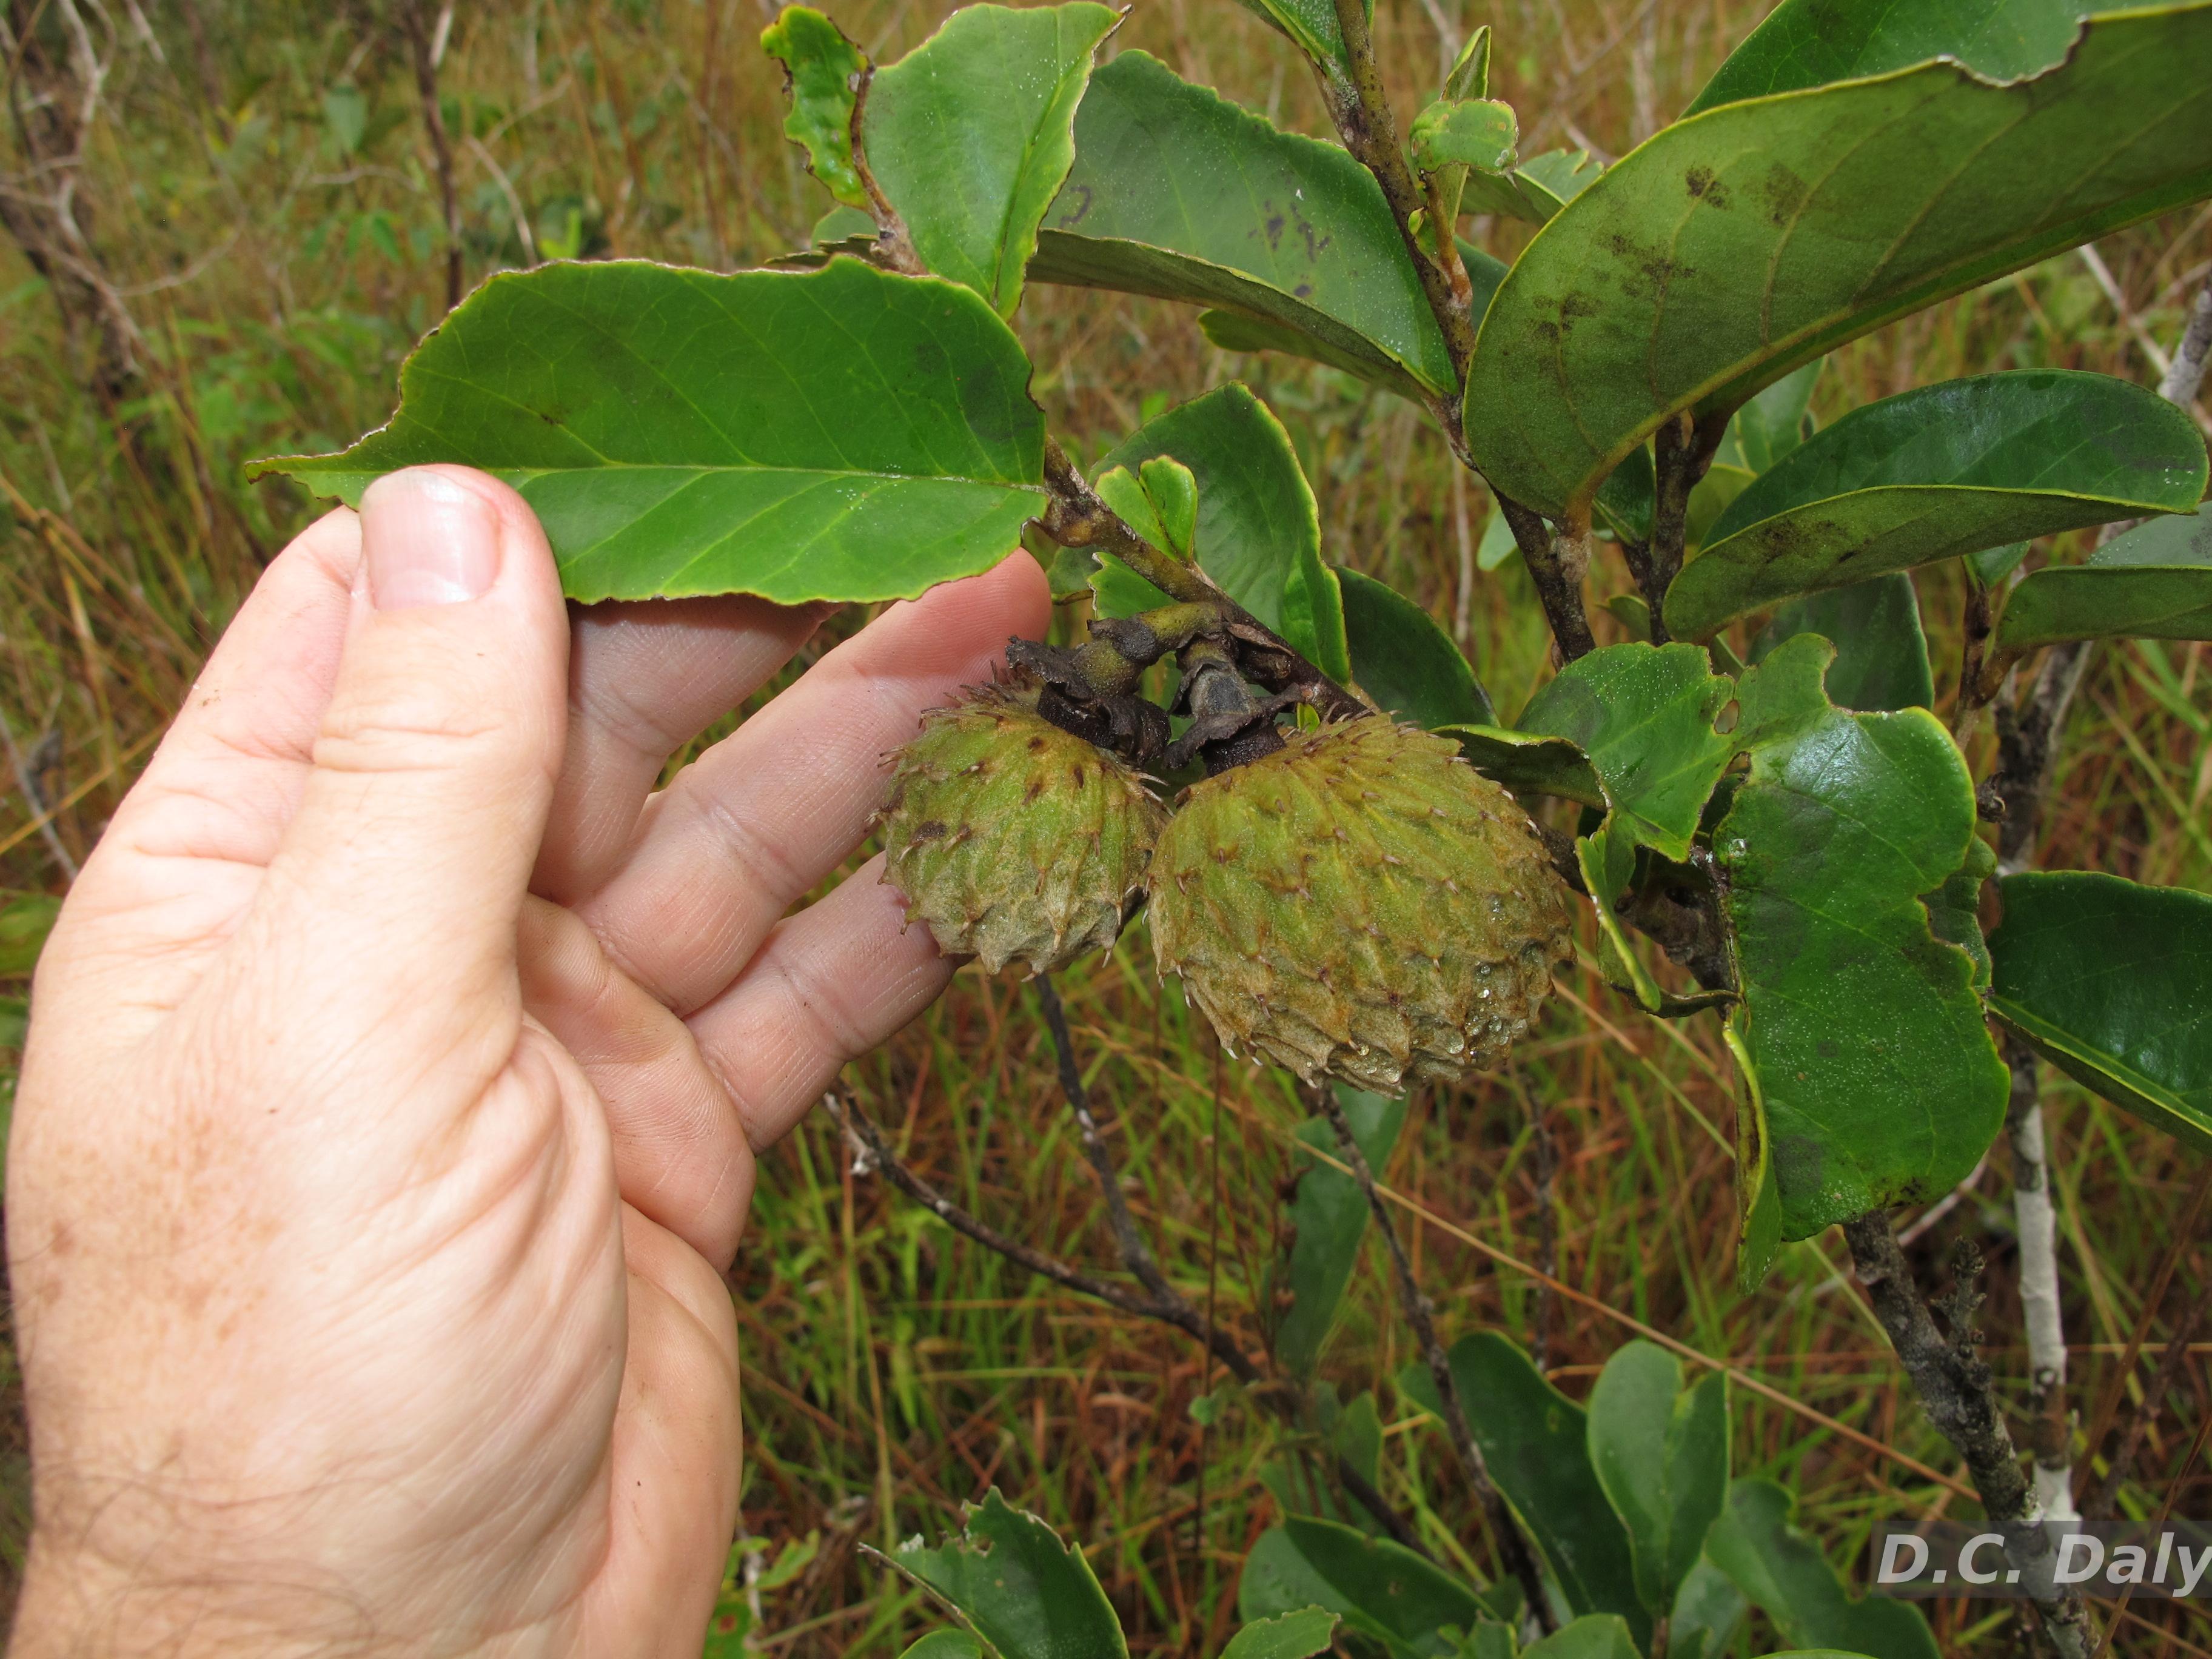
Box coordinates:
[1148,718,1575,1092]
[882,683,1167,977]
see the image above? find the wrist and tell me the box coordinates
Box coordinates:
[13,1527,386,1659]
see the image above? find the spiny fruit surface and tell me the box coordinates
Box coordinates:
[1148,718,1575,1093]
[881,684,1167,977]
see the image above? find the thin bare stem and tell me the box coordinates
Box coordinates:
[1842,1214,2090,1658]
[830,1084,1430,1558]
[401,0,463,311]
[1315,1087,1554,1630]
[1498,496,1597,660]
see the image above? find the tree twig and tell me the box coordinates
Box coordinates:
[400,0,463,312]
[1037,440,1367,720]
[1842,1214,2090,1659]
[827,1083,1429,1558]
[1497,496,1598,661]
[1315,1086,1555,1630]
[2000,1033,2074,1521]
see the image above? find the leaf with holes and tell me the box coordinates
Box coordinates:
[886,1490,1128,1659]
[762,7,869,209]
[1714,635,2006,1238]
[1463,5,2212,518]
[1749,575,1933,712]
[252,260,1046,605]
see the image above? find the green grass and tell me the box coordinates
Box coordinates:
[4,1,2211,1653]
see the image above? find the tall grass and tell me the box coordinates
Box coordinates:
[2,0,2209,1652]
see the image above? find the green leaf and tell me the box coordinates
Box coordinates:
[1444,25,1492,100]
[1704,1480,1939,1659]
[1272,1089,1407,1378]
[1714,358,1823,477]
[1924,835,1997,995]
[1594,447,1655,545]
[1522,1617,1640,1659]
[252,260,1045,605]
[889,1490,1128,1659]
[1225,0,1369,71]
[1239,1517,1486,1659]
[1721,1019,1783,1293]
[1585,1344,1729,1621]
[898,1635,985,1659]
[1198,240,1509,403]
[1968,540,2033,589]
[1749,576,1933,712]
[1441,726,1604,810]
[1091,385,1349,681]
[1665,1558,1748,1659]
[1687,0,2091,115]
[1457,147,1602,226]
[0,891,61,978]
[1463,5,2212,518]
[1036,53,1453,395]
[1219,1608,1340,1659]
[1338,568,1495,729]
[1409,98,1519,175]
[1993,500,2212,652]
[1093,457,1199,564]
[1988,871,2212,1153]
[1664,372,2207,637]
[1714,635,2008,1239]
[868,3,1119,318]
[761,7,869,209]
[1517,643,1736,861]
[1402,1334,1647,1643]
[1477,503,1519,572]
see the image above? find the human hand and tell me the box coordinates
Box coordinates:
[6,466,1047,1656]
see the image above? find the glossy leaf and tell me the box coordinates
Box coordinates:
[1586,1344,1729,1620]
[1665,1558,1748,1659]
[1226,0,1369,72]
[1688,0,2090,114]
[1090,385,1349,680]
[1989,872,2212,1153]
[1338,568,1495,729]
[1517,643,1736,860]
[253,260,1045,605]
[1749,575,1933,712]
[1464,6,2212,518]
[897,1635,984,1659]
[1239,1517,1486,1659]
[1704,1480,1939,1659]
[1458,147,1602,225]
[1924,836,1996,995]
[1218,1609,1339,1659]
[1994,500,2212,652]
[1666,372,2207,637]
[1272,1089,1407,1378]
[1409,98,1518,175]
[1524,1617,1640,1659]
[1403,1334,1646,1642]
[868,3,1119,318]
[1037,53,1453,394]
[762,7,868,209]
[1715,635,2007,1238]
[890,1490,1128,1659]
[1443,725,1604,809]
[1094,455,1199,563]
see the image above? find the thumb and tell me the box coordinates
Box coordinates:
[250,465,570,1074]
